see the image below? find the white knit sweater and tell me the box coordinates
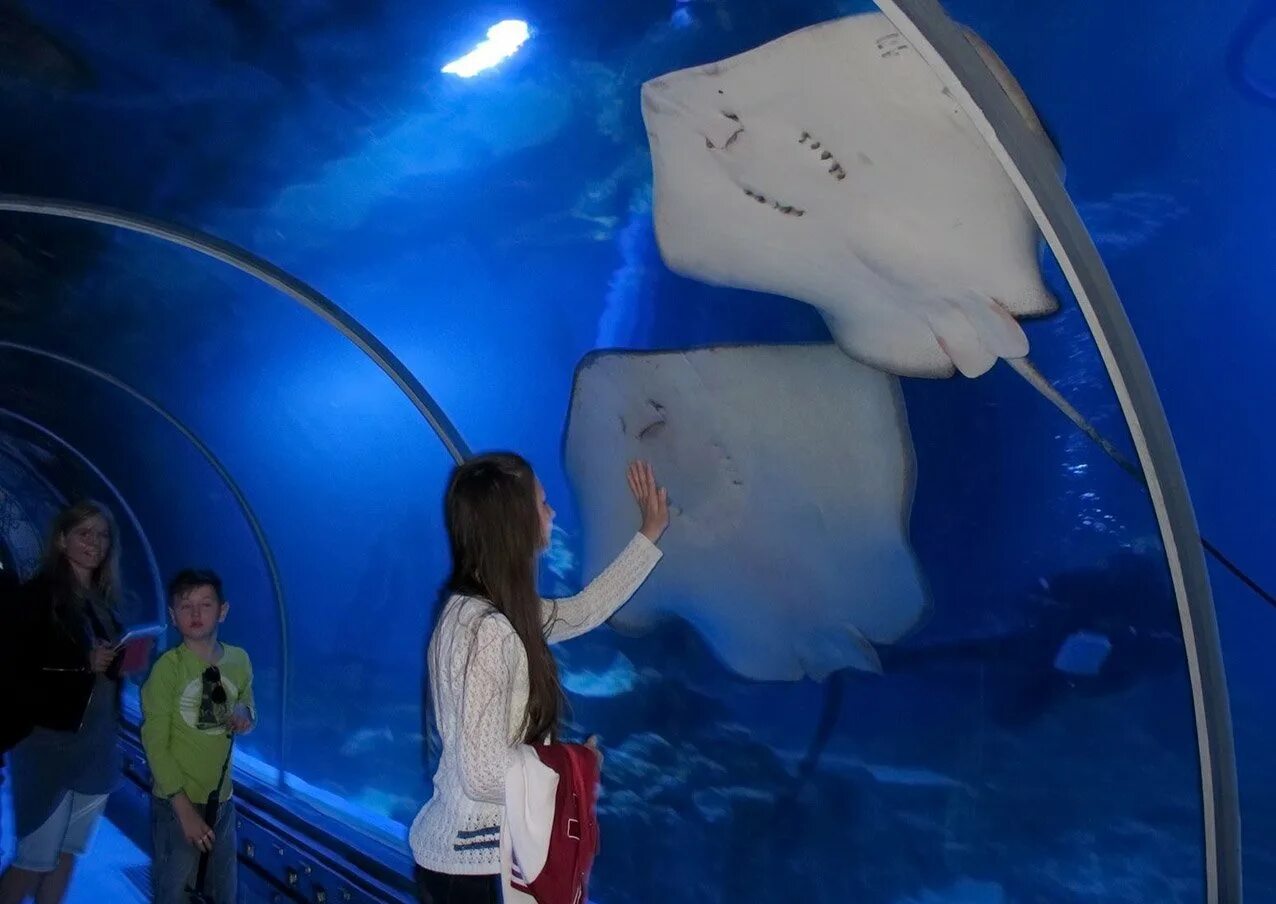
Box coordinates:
[409,532,662,874]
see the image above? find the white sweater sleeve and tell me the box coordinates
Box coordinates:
[457,614,523,804]
[543,532,663,644]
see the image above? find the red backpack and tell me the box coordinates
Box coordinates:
[510,743,601,904]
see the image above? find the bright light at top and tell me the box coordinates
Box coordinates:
[442,20,531,78]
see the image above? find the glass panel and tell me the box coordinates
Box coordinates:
[0,354,285,767]
[940,0,1275,894]
[4,0,1266,897]
[0,218,458,850]
[539,234,1202,901]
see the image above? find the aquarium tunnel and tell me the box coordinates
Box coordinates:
[0,0,1273,901]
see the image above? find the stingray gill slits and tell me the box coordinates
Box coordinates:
[800,128,845,180]
[741,184,804,217]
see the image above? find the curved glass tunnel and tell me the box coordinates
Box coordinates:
[0,0,1271,902]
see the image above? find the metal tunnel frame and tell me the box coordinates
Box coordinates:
[0,341,292,780]
[873,1,1242,901]
[0,407,166,623]
[0,194,475,802]
[0,195,472,465]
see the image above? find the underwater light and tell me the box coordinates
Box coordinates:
[442,20,531,78]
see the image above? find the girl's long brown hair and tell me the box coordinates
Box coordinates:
[444,453,561,743]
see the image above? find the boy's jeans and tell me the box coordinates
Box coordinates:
[151,795,237,904]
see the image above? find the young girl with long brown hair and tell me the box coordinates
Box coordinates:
[410,455,668,903]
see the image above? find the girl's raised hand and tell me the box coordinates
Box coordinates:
[628,460,669,543]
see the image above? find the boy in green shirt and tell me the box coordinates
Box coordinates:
[141,569,255,904]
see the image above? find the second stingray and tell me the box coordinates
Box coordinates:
[562,343,930,681]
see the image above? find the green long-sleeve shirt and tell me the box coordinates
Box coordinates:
[140,643,255,803]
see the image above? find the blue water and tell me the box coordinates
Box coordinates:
[0,0,1272,901]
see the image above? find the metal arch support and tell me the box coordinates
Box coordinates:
[0,408,167,623]
[0,194,472,464]
[871,2,1240,900]
[0,341,291,779]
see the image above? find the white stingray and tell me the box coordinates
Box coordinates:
[640,11,1061,380]
[639,12,1126,506]
[562,344,930,681]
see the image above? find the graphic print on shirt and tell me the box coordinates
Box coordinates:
[179,672,240,733]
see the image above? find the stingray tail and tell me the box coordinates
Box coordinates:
[776,670,847,824]
[1006,356,1141,478]
[1008,356,1276,609]
[794,671,846,786]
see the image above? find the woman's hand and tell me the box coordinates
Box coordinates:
[89,640,116,674]
[628,460,669,543]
